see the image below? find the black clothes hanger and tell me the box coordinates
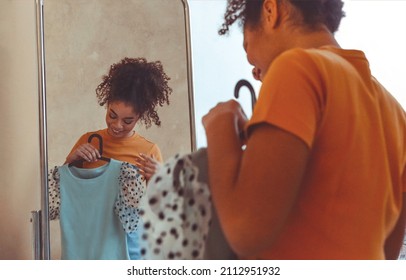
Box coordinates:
[234,79,257,142]
[68,133,110,167]
[234,79,257,112]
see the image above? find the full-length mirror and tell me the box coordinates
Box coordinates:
[42,0,194,259]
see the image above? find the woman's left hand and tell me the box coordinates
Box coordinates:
[135,153,161,181]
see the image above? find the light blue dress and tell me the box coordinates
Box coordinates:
[48,159,145,260]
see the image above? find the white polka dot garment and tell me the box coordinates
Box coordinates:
[138,153,212,259]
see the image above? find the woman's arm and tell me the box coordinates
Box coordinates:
[203,100,309,257]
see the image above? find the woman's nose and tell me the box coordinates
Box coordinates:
[252,67,261,81]
[112,119,123,129]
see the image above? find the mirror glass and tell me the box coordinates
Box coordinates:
[43,0,193,259]
[188,0,261,148]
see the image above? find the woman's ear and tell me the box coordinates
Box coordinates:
[263,0,280,29]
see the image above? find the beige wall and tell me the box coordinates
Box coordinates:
[0,0,41,259]
[0,0,193,259]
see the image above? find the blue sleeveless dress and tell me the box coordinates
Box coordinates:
[48,159,145,260]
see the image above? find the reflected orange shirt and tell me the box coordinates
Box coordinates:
[67,128,163,168]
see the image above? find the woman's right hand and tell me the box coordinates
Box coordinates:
[202,99,248,143]
[65,143,101,164]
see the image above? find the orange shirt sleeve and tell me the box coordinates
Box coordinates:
[149,144,163,163]
[247,49,324,148]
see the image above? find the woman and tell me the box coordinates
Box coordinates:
[54,57,172,260]
[203,0,406,259]
[65,57,172,180]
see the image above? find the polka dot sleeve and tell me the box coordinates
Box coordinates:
[115,162,146,233]
[138,153,212,259]
[48,166,61,220]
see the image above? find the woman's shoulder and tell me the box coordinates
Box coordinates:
[85,129,108,139]
[276,46,345,64]
[274,47,321,66]
[131,133,162,160]
[132,133,158,147]
[267,47,337,81]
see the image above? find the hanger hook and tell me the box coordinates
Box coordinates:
[234,79,256,111]
[87,133,103,155]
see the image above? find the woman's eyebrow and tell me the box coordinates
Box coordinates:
[110,108,135,119]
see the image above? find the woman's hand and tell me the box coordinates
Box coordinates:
[65,143,101,164]
[202,99,248,144]
[135,153,161,181]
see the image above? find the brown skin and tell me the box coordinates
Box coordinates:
[203,101,310,255]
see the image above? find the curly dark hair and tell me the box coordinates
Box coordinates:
[219,0,345,35]
[96,57,172,128]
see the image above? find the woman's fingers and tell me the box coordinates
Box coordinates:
[76,144,100,162]
[135,153,160,180]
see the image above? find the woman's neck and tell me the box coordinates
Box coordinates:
[289,25,340,49]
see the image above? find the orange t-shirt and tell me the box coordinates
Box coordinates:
[246,46,406,259]
[67,128,163,168]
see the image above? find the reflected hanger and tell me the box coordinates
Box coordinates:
[68,133,110,167]
[234,79,257,112]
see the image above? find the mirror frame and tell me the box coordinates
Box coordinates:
[34,0,195,260]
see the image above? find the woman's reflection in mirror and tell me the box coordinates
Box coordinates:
[64,57,172,181]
